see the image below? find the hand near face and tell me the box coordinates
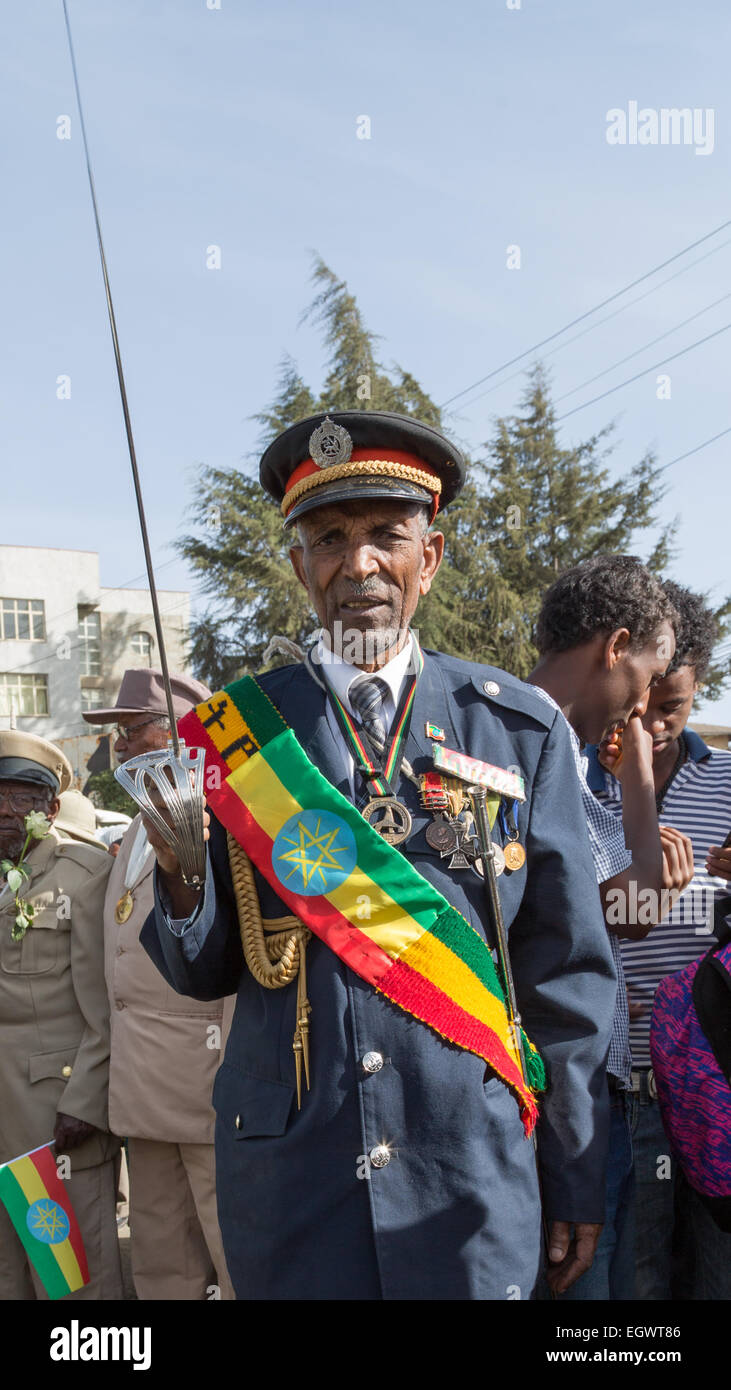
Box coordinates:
[597,714,653,782]
[706,844,731,881]
[597,728,623,775]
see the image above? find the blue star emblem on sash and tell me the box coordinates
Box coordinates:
[272,809,357,897]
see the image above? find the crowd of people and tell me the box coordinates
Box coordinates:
[1,408,729,1302]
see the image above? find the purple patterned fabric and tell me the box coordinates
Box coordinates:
[651,942,731,1198]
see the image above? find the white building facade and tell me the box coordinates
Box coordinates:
[0,546,190,783]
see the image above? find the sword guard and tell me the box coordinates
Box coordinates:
[114,739,207,886]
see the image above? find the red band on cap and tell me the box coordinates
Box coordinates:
[284,447,439,494]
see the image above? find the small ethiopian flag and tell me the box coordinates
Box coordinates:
[0,1142,89,1298]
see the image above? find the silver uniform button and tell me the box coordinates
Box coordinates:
[235,1114,242,1130]
[362,1051,384,1074]
[483,680,500,697]
[369,1144,391,1169]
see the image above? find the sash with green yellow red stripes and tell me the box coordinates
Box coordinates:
[180,675,545,1134]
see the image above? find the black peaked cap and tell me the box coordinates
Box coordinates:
[260,410,466,523]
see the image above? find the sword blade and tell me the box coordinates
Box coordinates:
[62,0,180,754]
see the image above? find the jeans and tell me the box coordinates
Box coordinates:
[627,1069,731,1300]
[558,1085,636,1301]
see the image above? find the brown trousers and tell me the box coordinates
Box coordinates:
[127,1138,233,1300]
[0,1157,123,1300]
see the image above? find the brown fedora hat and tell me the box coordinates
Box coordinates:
[82,669,211,725]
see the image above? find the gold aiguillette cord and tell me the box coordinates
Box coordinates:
[227,832,312,1108]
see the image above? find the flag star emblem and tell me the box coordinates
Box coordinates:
[273,809,357,897]
[26,1198,70,1245]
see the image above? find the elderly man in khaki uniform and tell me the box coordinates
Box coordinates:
[84,669,234,1300]
[0,731,122,1299]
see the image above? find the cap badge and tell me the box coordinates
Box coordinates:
[309,416,353,470]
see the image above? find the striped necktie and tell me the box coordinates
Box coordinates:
[350,676,389,750]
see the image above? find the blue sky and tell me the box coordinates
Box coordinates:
[3,0,730,720]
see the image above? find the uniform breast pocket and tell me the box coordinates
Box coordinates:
[0,894,69,975]
[213,1061,295,1139]
[483,1072,503,1099]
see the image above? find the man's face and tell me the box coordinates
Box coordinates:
[594,620,676,743]
[289,499,444,668]
[641,664,697,756]
[0,780,58,860]
[114,713,170,764]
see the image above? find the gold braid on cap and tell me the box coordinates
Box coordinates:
[282,459,442,517]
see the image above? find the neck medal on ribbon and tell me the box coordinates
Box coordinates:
[322,642,424,847]
[114,891,134,924]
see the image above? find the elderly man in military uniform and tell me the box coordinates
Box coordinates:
[141,411,617,1301]
[83,669,234,1299]
[0,731,122,1299]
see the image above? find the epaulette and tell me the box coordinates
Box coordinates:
[421,649,558,732]
[467,671,557,731]
[54,839,111,874]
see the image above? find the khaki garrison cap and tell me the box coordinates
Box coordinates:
[56,788,102,846]
[0,730,73,795]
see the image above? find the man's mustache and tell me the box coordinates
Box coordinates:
[340,581,390,601]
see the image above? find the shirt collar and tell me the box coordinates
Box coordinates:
[314,631,416,715]
[585,724,713,792]
[584,745,606,792]
[684,727,712,762]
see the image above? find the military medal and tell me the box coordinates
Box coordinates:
[501,800,526,871]
[425,817,458,853]
[114,890,134,924]
[489,842,506,876]
[114,822,155,925]
[503,841,526,871]
[362,797,413,846]
[421,777,484,871]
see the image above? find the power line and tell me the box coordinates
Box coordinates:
[439,217,731,409]
[555,321,731,422]
[555,292,731,404]
[656,425,731,474]
[449,237,731,416]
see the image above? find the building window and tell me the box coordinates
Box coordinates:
[78,609,101,676]
[1,598,46,641]
[131,631,153,664]
[0,673,49,716]
[81,688,107,713]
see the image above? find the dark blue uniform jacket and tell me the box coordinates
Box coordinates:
[142,651,616,1300]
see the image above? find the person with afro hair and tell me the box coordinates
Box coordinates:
[588,580,731,1299]
[530,555,695,1301]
